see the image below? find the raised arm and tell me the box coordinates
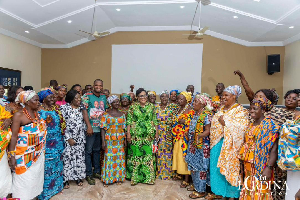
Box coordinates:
[234,70,255,102]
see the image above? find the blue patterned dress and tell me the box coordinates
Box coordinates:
[38,109,64,200]
[185,113,211,193]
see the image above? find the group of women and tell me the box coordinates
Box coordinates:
[0,74,300,200]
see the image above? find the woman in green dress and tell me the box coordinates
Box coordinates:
[126,88,159,185]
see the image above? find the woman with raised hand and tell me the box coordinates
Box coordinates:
[37,88,65,200]
[126,88,158,186]
[209,85,249,200]
[185,93,213,199]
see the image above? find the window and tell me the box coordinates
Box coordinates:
[0,67,21,88]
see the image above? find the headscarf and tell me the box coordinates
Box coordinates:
[180,91,192,103]
[251,98,273,112]
[194,93,213,111]
[107,95,119,104]
[15,90,37,105]
[38,88,54,103]
[170,90,180,96]
[56,85,67,91]
[224,85,242,99]
[121,93,131,102]
[148,91,156,96]
[160,90,169,97]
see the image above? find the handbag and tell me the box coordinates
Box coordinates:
[152,138,159,154]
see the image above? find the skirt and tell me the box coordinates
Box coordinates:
[102,140,126,184]
[0,152,12,197]
[12,153,45,200]
[172,139,190,175]
[210,138,240,198]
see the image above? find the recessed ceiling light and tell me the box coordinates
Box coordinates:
[253,0,260,2]
[289,26,294,29]
[67,20,72,23]
[233,16,238,19]
[276,24,283,26]
[25,31,29,33]
[116,8,121,11]
[180,6,185,8]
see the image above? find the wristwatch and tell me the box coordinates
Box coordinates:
[267,165,273,169]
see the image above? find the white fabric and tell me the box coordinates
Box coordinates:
[286,170,300,200]
[12,153,45,200]
[0,152,12,198]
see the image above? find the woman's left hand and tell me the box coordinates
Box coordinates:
[1,118,11,130]
[218,115,225,126]
[261,167,272,181]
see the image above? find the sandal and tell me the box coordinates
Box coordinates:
[189,191,206,199]
[205,193,222,200]
[187,185,195,191]
[64,181,70,189]
[76,179,83,186]
[117,182,122,185]
[103,183,108,187]
[180,181,190,188]
[173,174,182,181]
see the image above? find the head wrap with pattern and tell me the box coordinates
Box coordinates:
[224,85,242,99]
[170,90,180,96]
[120,93,132,102]
[251,98,273,112]
[107,95,119,104]
[194,93,214,111]
[38,88,54,103]
[56,85,67,91]
[160,90,169,97]
[148,91,156,96]
[15,90,37,105]
[180,91,192,103]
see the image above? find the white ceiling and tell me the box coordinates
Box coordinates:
[1,0,300,48]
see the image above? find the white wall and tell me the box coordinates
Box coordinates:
[0,34,41,91]
[284,40,300,95]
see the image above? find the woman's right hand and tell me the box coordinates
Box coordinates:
[127,134,132,143]
[9,156,16,171]
[102,142,106,150]
[178,118,186,124]
[68,138,76,146]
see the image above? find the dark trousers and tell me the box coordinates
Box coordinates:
[85,131,101,176]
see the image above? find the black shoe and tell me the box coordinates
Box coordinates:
[86,176,95,185]
[93,172,101,180]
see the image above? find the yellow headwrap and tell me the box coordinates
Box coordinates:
[148,91,156,96]
[180,91,192,103]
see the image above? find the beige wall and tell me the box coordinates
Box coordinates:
[284,40,300,97]
[0,34,41,91]
[42,31,285,104]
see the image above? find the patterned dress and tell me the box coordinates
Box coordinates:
[38,106,65,200]
[126,102,158,185]
[100,113,126,184]
[239,117,279,200]
[185,111,212,193]
[210,103,249,198]
[155,103,178,180]
[60,103,86,182]
[171,109,195,175]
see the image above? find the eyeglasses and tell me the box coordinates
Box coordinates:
[138,95,147,98]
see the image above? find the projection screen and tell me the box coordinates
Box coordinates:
[111,44,203,94]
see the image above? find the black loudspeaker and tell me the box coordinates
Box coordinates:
[267,54,280,75]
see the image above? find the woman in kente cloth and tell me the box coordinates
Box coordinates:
[239,99,279,200]
[171,91,194,188]
[155,90,178,180]
[119,93,131,117]
[37,88,66,200]
[0,105,13,198]
[185,93,214,199]
[126,88,158,186]
[8,90,47,200]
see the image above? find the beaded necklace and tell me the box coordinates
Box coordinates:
[177,103,189,116]
[23,108,40,123]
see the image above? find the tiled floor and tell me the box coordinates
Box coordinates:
[51,179,196,200]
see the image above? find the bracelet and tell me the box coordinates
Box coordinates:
[267,165,273,170]
[7,150,16,159]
